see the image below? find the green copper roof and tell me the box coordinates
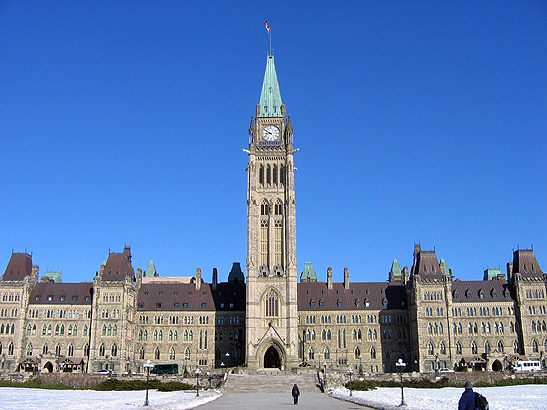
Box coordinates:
[145,261,157,277]
[300,262,317,282]
[483,268,501,281]
[390,259,402,276]
[258,54,283,118]
[440,258,450,276]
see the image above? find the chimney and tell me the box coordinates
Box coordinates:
[212,268,218,290]
[327,267,333,289]
[344,267,350,289]
[195,268,202,290]
[136,268,142,286]
[123,245,132,262]
[507,262,513,279]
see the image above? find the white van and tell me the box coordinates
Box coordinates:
[514,360,541,372]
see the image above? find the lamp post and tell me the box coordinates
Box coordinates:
[347,368,354,396]
[434,354,439,376]
[358,354,363,375]
[143,360,153,406]
[220,361,225,376]
[396,358,406,407]
[414,360,418,373]
[184,355,189,377]
[225,352,230,369]
[195,369,201,397]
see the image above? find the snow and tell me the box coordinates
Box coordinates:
[0,387,221,410]
[330,385,547,410]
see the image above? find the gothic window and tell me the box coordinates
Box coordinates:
[26,343,32,356]
[440,341,446,355]
[370,346,376,359]
[139,347,145,360]
[280,165,284,185]
[113,325,117,336]
[55,325,60,336]
[274,219,283,267]
[112,344,117,357]
[456,342,462,355]
[185,348,191,360]
[355,347,361,359]
[27,325,31,335]
[358,329,362,340]
[368,329,372,340]
[189,330,193,341]
[266,165,271,184]
[102,325,106,336]
[532,339,538,353]
[308,347,314,360]
[174,330,177,341]
[513,340,519,353]
[170,348,176,360]
[42,325,47,335]
[471,341,478,355]
[322,330,326,340]
[260,219,269,267]
[327,329,331,340]
[273,165,278,185]
[43,344,48,354]
[68,344,74,357]
[73,325,77,336]
[265,289,279,317]
[159,330,162,341]
[99,344,105,356]
[8,342,13,355]
[155,347,160,360]
[428,342,434,355]
[259,166,264,185]
[498,341,504,352]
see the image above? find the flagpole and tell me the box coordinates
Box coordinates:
[269,29,272,55]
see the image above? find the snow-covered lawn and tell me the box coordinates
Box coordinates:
[331,385,546,410]
[0,387,220,410]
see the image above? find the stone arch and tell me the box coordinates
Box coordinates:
[256,338,286,370]
[43,362,54,373]
[491,359,503,372]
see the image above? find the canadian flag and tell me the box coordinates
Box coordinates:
[264,21,270,33]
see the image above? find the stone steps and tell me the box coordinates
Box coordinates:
[224,371,319,393]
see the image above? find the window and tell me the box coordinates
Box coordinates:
[471,342,478,355]
[265,290,279,317]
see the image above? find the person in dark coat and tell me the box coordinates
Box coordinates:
[292,383,300,405]
[458,381,476,410]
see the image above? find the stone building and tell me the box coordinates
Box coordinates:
[1,53,546,375]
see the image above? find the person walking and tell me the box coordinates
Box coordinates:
[292,383,300,405]
[458,381,476,410]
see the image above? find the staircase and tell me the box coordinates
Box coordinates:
[224,371,319,393]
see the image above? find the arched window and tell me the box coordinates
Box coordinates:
[84,343,89,356]
[8,342,14,355]
[155,347,160,360]
[113,325,117,336]
[68,344,74,356]
[154,330,158,341]
[43,344,48,354]
[189,331,193,341]
[273,165,278,185]
[484,341,491,354]
[324,347,330,360]
[370,346,376,359]
[170,347,176,360]
[513,340,519,353]
[327,329,331,340]
[102,325,106,336]
[456,342,462,355]
[355,347,361,359]
[73,325,77,336]
[308,347,314,360]
[112,344,118,357]
[259,166,264,185]
[280,165,284,185]
[532,339,539,353]
[27,325,31,335]
[265,289,279,317]
[99,344,105,356]
[266,165,271,184]
[184,330,188,341]
[60,325,64,335]
[428,342,434,355]
[159,330,162,341]
[471,341,478,355]
[498,340,504,352]
[185,348,191,360]
[440,341,446,355]
[139,346,145,360]
[26,343,33,355]
[174,330,178,341]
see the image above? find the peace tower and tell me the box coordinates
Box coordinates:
[244,53,299,369]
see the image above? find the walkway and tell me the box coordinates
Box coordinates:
[196,392,373,409]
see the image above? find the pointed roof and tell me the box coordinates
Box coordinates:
[145,261,157,277]
[2,252,33,281]
[258,54,283,118]
[301,262,317,282]
[228,262,244,283]
[390,259,402,276]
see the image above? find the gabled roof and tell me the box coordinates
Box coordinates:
[513,249,543,278]
[101,247,134,281]
[451,280,514,303]
[29,282,93,305]
[2,252,33,281]
[258,54,283,118]
[298,281,407,311]
[411,245,445,279]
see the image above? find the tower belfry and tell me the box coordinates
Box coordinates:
[245,53,299,369]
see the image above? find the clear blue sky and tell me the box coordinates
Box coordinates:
[1,1,546,285]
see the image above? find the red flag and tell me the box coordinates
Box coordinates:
[264,21,270,33]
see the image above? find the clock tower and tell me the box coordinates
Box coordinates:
[245,53,299,370]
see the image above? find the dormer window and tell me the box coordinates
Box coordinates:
[60,296,65,302]
[47,295,53,301]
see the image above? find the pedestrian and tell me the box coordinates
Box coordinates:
[292,383,300,405]
[458,381,476,410]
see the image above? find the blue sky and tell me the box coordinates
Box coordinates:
[1,1,546,285]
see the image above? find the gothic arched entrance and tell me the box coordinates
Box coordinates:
[264,346,281,369]
[492,359,502,372]
[43,362,53,373]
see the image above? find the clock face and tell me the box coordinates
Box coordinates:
[263,125,280,141]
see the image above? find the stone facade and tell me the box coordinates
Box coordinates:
[1,54,546,376]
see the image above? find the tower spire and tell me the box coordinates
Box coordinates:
[258,55,283,118]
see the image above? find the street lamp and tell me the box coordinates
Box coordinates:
[395,358,406,407]
[358,354,363,375]
[143,360,153,406]
[195,369,201,397]
[184,355,189,377]
[220,361,225,375]
[347,368,354,396]
[225,352,230,369]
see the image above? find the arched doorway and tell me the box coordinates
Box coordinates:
[43,362,53,373]
[264,346,281,369]
[492,359,503,372]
